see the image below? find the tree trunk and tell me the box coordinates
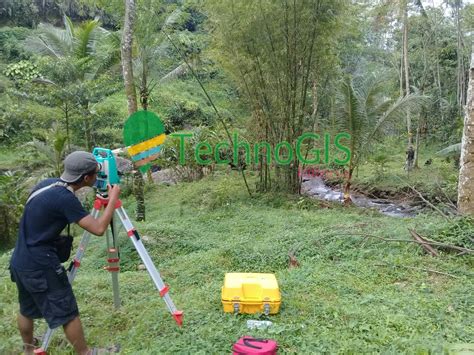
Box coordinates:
[414,122,421,169]
[402,2,415,173]
[343,137,355,205]
[139,50,154,185]
[64,102,70,152]
[121,0,138,114]
[121,0,145,221]
[458,51,474,215]
[83,106,92,152]
[455,0,466,113]
[403,4,412,146]
[343,167,353,206]
[133,170,146,221]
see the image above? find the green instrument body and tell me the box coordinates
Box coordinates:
[93,147,120,191]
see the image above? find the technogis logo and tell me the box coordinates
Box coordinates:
[170,132,351,166]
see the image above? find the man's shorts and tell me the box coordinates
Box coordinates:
[10,265,79,329]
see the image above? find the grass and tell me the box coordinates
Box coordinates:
[0,171,472,354]
[350,139,459,202]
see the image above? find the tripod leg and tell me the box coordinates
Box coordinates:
[114,206,183,326]
[38,207,101,353]
[106,217,121,309]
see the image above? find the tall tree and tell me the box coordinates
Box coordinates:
[400,0,415,171]
[452,0,467,112]
[337,74,425,203]
[458,50,474,214]
[121,0,145,221]
[121,0,137,114]
[24,16,116,150]
[207,0,345,193]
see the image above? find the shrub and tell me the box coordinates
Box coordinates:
[0,171,26,249]
[3,60,40,87]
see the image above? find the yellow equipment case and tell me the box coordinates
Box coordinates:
[221,273,281,315]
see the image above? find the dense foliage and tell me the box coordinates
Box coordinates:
[0,0,471,243]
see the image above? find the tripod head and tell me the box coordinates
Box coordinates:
[92,147,120,195]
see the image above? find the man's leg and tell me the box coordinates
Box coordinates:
[63,316,90,355]
[17,313,34,355]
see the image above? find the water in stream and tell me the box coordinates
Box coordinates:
[301,176,421,218]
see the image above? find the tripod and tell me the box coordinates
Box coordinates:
[35,195,183,355]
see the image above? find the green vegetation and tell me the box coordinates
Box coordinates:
[0,0,473,353]
[1,174,472,353]
[349,139,459,203]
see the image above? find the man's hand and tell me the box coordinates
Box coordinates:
[107,184,121,202]
[78,184,121,236]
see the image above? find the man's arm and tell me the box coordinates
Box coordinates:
[77,185,121,236]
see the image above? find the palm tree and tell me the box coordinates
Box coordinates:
[337,75,426,203]
[24,16,109,77]
[24,16,119,151]
[25,126,69,180]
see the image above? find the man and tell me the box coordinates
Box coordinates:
[10,151,121,355]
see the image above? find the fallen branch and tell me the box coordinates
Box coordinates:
[375,262,459,279]
[330,232,474,254]
[434,180,458,212]
[408,185,451,220]
[409,229,474,255]
[393,175,451,220]
[409,229,439,256]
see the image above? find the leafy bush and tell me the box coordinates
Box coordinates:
[0,27,31,60]
[165,100,211,131]
[431,217,474,249]
[3,60,40,87]
[0,171,26,248]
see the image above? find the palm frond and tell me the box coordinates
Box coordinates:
[436,143,461,157]
[153,42,170,57]
[369,97,393,119]
[163,8,183,28]
[92,31,122,77]
[26,140,56,162]
[356,74,380,111]
[160,62,188,82]
[63,15,75,49]
[74,19,100,59]
[53,133,67,157]
[24,23,70,58]
[368,93,429,142]
[338,77,366,145]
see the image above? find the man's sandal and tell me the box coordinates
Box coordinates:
[22,337,42,352]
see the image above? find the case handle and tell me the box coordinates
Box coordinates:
[243,337,268,349]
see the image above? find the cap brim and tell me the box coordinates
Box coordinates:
[60,171,82,183]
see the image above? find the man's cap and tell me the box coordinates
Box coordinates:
[60,151,98,183]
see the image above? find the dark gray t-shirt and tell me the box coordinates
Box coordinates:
[10,178,89,270]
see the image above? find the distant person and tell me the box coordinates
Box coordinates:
[9,151,120,355]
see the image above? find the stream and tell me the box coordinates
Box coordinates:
[301,176,422,218]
